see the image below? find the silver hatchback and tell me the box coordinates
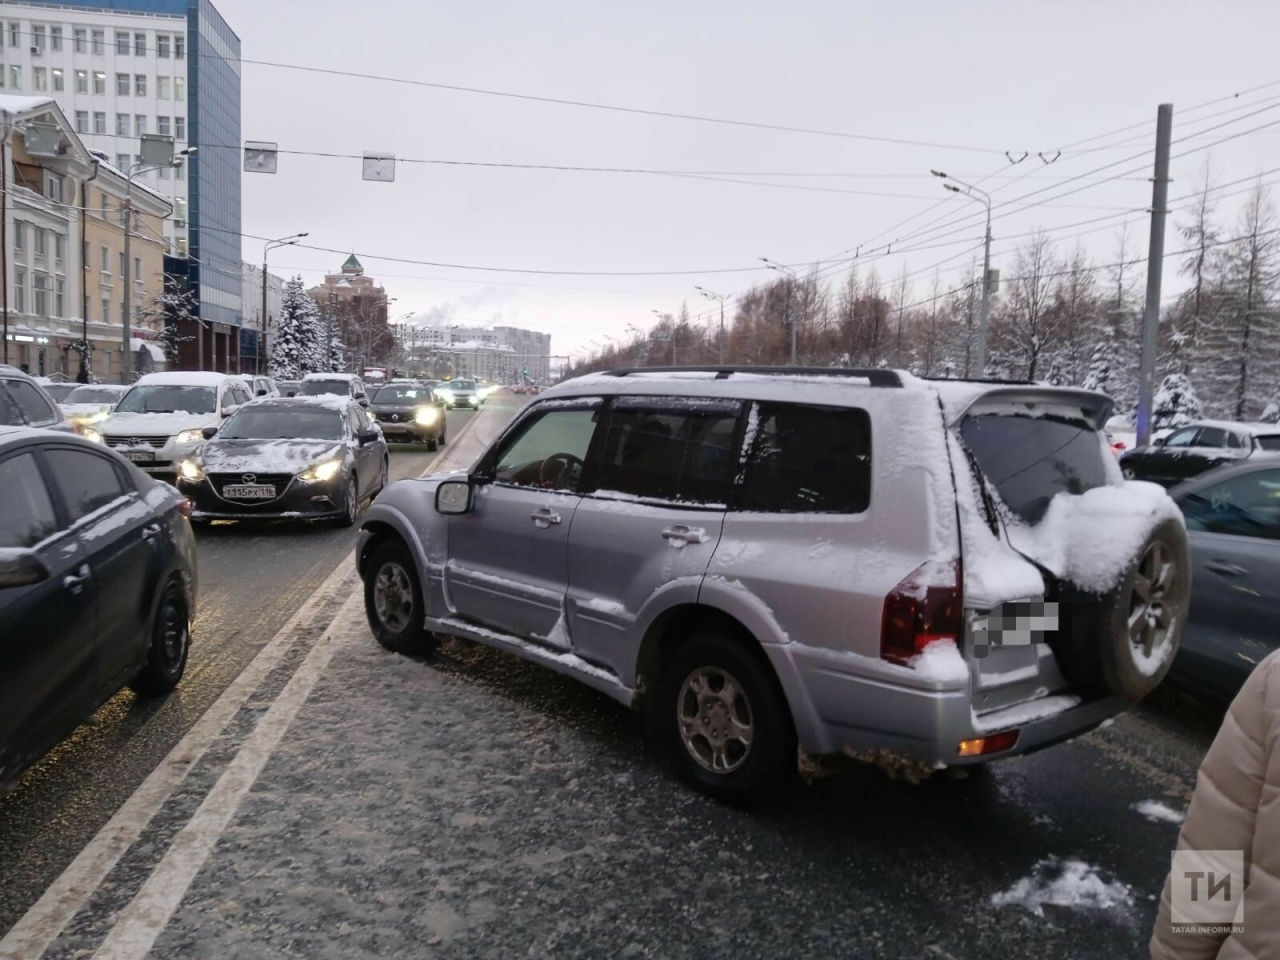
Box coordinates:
[357,367,1190,802]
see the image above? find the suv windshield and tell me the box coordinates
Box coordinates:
[219,408,346,440]
[114,384,217,415]
[373,386,433,404]
[450,380,476,391]
[66,386,123,404]
[300,379,350,397]
[961,414,1111,524]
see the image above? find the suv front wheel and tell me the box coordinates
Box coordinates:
[364,538,437,655]
[657,633,795,805]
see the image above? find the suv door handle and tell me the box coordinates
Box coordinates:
[530,508,562,528]
[63,564,90,594]
[662,524,708,546]
[1205,560,1249,577]
[141,522,163,541]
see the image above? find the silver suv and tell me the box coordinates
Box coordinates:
[357,367,1190,802]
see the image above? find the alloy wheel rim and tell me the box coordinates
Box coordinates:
[346,478,357,521]
[160,597,188,673]
[677,666,754,774]
[1128,540,1176,658]
[374,561,413,633]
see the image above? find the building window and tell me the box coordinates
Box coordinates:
[135,33,146,56]
[93,71,105,94]
[116,72,129,95]
[100,245,110,273]
[174,115,185,140]
[135,73,146,96]
[175,237,187,256]
[75,110,88,134]
[157,76,170,99]
[134,257,142,281]
[175,198,187,220]
[157,34,170,58]
[174,76,184,102]
[8,23,18,48]
[74,27,85,53]
[33,67,47,91]
[0,65,5,90]
[15,267,26,314]
[174,34,185,59]
[92,29,104,56]
[102,298,110,324]
[75,69,87,93]
[9,64,20,89]
[51,67,63,91]
[13,221,23,253]
[33,25,46,52]
[34,273,48,317]
[34,228,46,259]
[50,26,62,52]
[93,111,106,135]
[159,163,170,180]
[55,233,66,263]
[135,114,147,135]
[119,252,126,277]
[116,152,129,171]
[157,115,171,136]
[45,172,63,204]
[55,277,65,318]
[116,114,130,137]
[116,31,129,55]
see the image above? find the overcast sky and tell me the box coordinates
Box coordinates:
[219,0,1280,362]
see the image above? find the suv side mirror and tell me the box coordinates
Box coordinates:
[358,397,369,408]
[201,425,219,440]
[256,388,268,397]
[357,428,380,446]
[0,549,51,588]
[285,390,297,398]
[436,479,473,515]
[1152,435,1166,448]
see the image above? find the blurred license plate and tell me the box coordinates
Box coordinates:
[223,484,275,499]
[124,451,155,462]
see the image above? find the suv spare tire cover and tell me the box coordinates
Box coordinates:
[1045,517,1190,702]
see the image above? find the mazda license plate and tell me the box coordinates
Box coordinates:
[223,484,276,499]
[124,451,155,462]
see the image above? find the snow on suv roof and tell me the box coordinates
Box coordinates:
[1188,419,1279,436]
[134,371,238,387]
[301,372,359,382]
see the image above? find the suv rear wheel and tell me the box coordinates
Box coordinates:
[657,633,795,804]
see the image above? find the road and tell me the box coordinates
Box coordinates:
[0,390,1230,959]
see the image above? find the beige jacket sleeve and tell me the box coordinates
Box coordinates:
[1150,650,1280,960]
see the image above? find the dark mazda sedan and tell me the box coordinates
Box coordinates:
[176,397,388,526]
[0,426,197,792]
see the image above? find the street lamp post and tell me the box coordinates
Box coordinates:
[694,286,730,364]
[651,310,676,364]
[932,170,992,377]
[123,145,195,383]
[760,258,798,365]
[261,232,308,375]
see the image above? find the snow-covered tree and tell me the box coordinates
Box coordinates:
[142,279,200,365]
[1150,373,1204,431]
[327,327,345,373]
[1262,388,1280,424]
[270,276,327,379]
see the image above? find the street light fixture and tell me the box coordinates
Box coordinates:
[695,286,730,364]
[260,231,309,374]
[933,169,992,377]
[760,258,799,365]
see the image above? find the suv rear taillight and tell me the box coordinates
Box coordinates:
[880,559,963,666]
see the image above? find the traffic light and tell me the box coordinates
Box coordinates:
[522,366,528,376]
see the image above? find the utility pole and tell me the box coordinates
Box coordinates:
[1136,104,1174,449]
[761,259,798,364]
[932,171,992,375]
[695,286,729,364]
[2,129,8,367]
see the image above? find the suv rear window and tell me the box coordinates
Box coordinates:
[1256,435,1280,452]
[961,414,1110,524]
[736,402,872,513]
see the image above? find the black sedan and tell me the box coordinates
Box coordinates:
[367,383,447,448]
[1120,420,1280,487]
[176,397,388,526]
[1,426,197,793]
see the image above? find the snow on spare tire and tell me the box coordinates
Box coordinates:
[1003,482,1190,701]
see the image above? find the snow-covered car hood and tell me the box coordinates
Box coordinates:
[98,411,217,437]
[197,439,343,475]
[60,402,115,419]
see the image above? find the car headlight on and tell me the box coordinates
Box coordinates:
[299,459,343,483]
[178,459,204,481]
[414,405,439,425]
[81,426,103,444]
[175,428,205,445]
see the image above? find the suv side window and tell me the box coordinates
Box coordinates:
[1195,427,1228,448]
[595,399,739,504]
[0,383,25,426]
[493,406,601,492]
[737,402,872,514]
[4,379,58,425]
[1179,469,1280,540]
[1164,427,1199,448]
[44,448,130,522]
[0,452,60,547]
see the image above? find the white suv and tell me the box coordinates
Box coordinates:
[93,372,253,476]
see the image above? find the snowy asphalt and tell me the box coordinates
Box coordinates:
[0,393,1226,959]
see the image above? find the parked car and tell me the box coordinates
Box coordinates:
[177,397,389,527]
[367,383,447,448]
[1164,460,1280,704]
[238,373,280,399]
[1,365,73,434]
[0,426,197,793]
[356,367,1189,802]
[91,372,254,477]
[435,379,480,410]
[1119,420,1280,486]
[277,380,302,398]
[59,384,129,429]
[36,379,79,403]
[299,373,367,404]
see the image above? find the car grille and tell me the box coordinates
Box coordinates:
[208,473,296,501]
[105,435,169,448]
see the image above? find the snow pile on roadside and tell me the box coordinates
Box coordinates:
[1133,800,1185,825]
[991,857,1133,917]
[1005,481,1183,595]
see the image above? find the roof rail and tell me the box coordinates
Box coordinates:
[601,366,903,387]
[921,375,1037,386]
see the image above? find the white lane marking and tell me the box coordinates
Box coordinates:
[91,593,362,960]
[0,562,357,960]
